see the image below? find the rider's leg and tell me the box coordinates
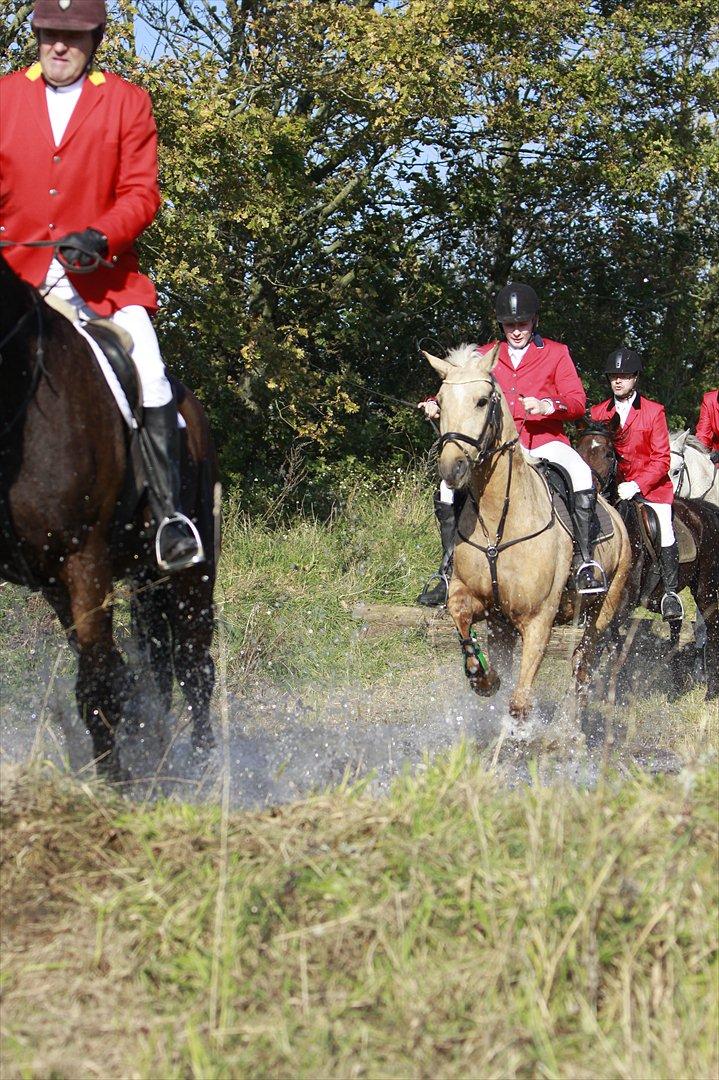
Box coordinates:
[111,306,202,571]
[647,501,683,621]
[527,441,607,594]
[417,481,457,606]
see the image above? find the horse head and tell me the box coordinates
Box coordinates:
[422,342,507,489]
[575,414,620,495]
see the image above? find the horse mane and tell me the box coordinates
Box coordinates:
[670,429,710,456]
[444,343,492,370]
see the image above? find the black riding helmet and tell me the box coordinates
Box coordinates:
[604,347,643,376]
[495,283,540,325]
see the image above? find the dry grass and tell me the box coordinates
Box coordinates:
[2,752,717,1079]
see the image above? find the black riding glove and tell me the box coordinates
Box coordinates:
[56,228,109,270]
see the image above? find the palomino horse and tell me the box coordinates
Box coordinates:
[0,250,218,778]
[577,417,719,700]
[423,345,632,720]
[669,431,719,508]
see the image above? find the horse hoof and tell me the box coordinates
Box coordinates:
[470,671,500,697]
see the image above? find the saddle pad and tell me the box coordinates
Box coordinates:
[675,516,697,564]
[552,492,614,545]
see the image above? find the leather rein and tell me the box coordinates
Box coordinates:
[439,375,555,609]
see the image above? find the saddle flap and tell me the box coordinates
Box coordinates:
[635,502,696,564]
[83,320,142,424]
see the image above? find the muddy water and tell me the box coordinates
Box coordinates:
[1,616,707,809]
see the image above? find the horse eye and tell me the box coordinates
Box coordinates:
[476,396,488,408]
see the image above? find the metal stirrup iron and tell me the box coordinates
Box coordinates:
[155,513,205,572]
[575,559,608,596]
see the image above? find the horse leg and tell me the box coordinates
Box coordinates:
[62,550,131,781]
[447,583,500,696]
[131,579,174,712]
[510,611,555,719]
[487,614,517,681]
[171,571,216,752]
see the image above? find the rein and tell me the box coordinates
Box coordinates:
[0,237,113,274]
[440,375,554,610]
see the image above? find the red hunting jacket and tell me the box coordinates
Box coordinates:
[590,394,674,504]
[695,389,719,455]
[0,63,161,316]
[478,338,587,449]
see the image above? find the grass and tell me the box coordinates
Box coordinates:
[1,751,717,1078]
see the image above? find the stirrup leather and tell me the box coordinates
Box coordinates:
[574,559,608,596]
[155,513,205,571]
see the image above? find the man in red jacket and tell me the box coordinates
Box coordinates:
[0,0,200,571]
[590,348,683,621]
[695,389,719,463]
[417,282,605,604]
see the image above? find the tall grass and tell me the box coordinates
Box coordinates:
[1,754,716,1078]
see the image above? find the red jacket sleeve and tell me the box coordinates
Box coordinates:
[635,404,671,496]
[540,346,586,421]
[695,393,717,449]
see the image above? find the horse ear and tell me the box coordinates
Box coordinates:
[607,412,621,435]
[575,413,589,434]
[422,350,451,379]
[674,429,689,449]
[486,342,501,369]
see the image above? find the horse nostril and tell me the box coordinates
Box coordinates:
[453,458,468,485]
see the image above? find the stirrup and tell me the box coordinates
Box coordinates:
[155,513,205,572]
[660,591,684,621]
[416,570,449,607]
[574,560,608,596]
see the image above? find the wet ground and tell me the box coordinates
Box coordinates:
[2,613,712,808]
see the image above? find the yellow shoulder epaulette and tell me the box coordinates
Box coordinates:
[25,62,43,81]
[88,70,106,85]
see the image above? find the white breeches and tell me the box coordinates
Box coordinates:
[527,440,593,492]
[43,260,172,407]
[644,501,675,546]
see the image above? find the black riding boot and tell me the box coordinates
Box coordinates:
[572,488,608,595]
[416,494,458,607]
[659,542,683,621]
[141,402,203,571]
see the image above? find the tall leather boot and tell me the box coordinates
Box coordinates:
[416,493,458,607]
[572,488,608,595]
[659,542,683,621]
[140,401,204,571]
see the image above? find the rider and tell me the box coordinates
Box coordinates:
[695,389,719,464]
[590,347,683,621]
[0,0,201,571]
[417,282,605,603]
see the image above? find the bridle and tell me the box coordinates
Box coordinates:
[437,376,518,464]
[438,373,554,610]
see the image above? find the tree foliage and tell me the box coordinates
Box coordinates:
[3,1,717,499]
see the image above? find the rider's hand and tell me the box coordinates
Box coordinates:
[617,480,641,500]
[418,398,440,420]
[519,395,552,416]
[56,228,109,270]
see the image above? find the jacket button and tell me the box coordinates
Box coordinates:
[49,223,55,230]
[49,188,58,196]
[53,155,61,163]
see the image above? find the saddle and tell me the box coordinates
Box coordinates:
[533,460,614,544]
[619,499,696,564]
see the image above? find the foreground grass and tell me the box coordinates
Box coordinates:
[1,752,717,1079]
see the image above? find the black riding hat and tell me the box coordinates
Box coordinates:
[604,347,643,375]
[495,282,539,324]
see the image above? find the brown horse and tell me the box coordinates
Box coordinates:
[423,345,632,721]
[0,250,218,778]
[576,417,719,700]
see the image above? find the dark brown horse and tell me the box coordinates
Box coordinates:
[0,250,218,777]
[576,417,718,699]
